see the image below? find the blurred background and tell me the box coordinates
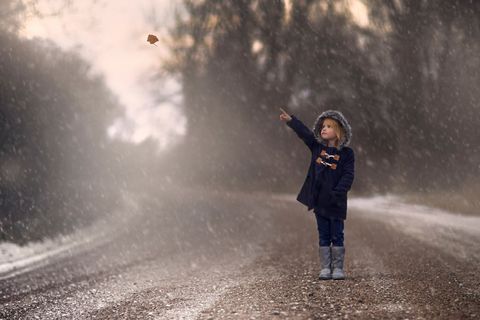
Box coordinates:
[1,0,479,244]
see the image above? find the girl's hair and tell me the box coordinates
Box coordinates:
[322,118,345,148]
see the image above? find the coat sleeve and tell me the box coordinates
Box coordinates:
[332,148,355,193]
[285,115,317,152]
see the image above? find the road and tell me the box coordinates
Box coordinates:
[1,186,479,319]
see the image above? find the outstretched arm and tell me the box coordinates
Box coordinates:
[285,115,317,152]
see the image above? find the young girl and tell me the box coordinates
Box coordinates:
[279,108,355,280]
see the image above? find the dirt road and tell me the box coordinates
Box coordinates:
[1,186,479,319]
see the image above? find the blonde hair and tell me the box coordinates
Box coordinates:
[322,118,345,148]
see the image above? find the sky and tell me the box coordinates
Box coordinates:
[19,0,187,154]
[18,0,368,154]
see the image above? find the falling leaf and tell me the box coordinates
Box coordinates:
[147,34,159,46]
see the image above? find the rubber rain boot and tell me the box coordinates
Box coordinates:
[318,246,332,280]
[331,246,346,280]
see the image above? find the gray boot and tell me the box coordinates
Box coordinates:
[318,246,332,280]
[331,246,346,280]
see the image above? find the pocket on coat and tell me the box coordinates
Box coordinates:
[329,191,347,208]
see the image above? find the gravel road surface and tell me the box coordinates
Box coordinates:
[1,186,479,319]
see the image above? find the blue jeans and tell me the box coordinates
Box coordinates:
[314,212,345,247]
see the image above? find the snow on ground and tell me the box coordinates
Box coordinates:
[0,190,141,280]
[0,231,95,277]
[349,194,480,261]
[1,192,479,281]
[274,192,480,261]
[349,193,480,236]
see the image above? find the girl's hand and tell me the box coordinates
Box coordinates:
[279,107,292,122]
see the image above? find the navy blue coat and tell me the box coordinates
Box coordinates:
[286,110,355,220]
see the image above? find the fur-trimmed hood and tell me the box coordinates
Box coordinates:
[312,109,352,150]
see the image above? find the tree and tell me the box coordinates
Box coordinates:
[0,32,123,243]
[162,0,386,191]
[366,0,480,190]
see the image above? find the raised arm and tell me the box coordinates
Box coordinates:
[285,115,317,152]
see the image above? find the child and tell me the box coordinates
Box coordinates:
[279,108,355,280]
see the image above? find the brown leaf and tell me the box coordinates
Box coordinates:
[147,34,159,45]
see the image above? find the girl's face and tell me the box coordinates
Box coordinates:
[320,120,337,141]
